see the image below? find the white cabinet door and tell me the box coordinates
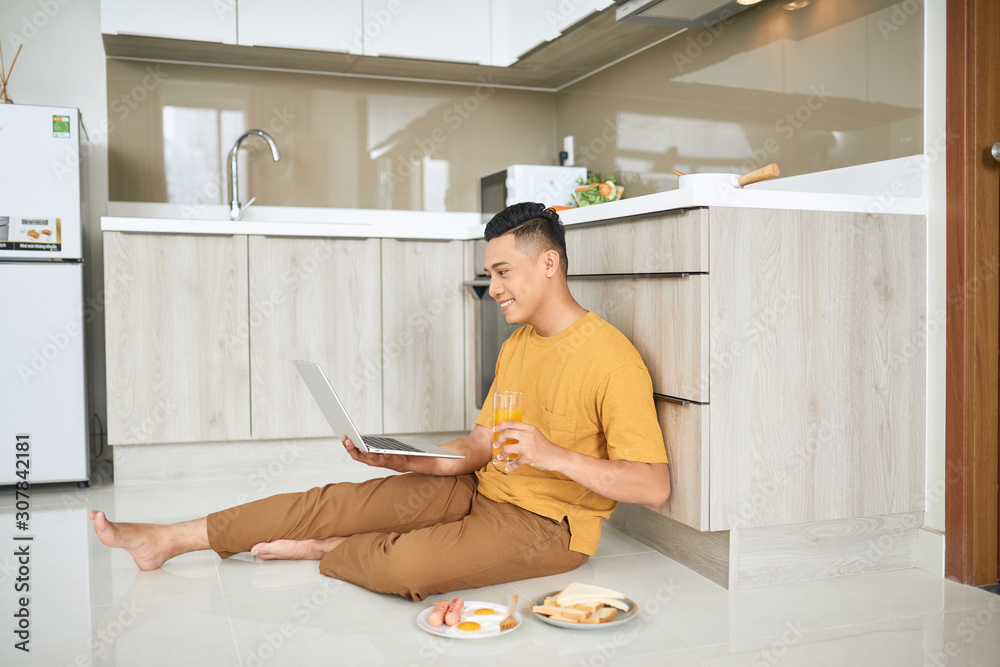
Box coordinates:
[363,0,490,65]
[491,0,613,67]
[238,0,364,54]
[101,0,237,44]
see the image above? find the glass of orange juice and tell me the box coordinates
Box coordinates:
[492,391,523,470]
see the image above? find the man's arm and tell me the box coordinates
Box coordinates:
[495,422,671,507]
[341,425,493,477]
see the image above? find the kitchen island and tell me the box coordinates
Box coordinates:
[102,182,926,589]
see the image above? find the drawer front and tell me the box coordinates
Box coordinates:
[650,397,710,531]
[565,208,708,275]
[569,276,709,402]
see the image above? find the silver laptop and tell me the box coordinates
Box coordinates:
[293,360,464,459]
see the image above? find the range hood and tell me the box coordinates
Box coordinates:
[616,0,762,29]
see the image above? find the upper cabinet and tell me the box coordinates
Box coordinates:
[362,0,491,65]
[238,0,364,54]
[101,0,237,44]
[491,0,613,67]
[99,0,642,87]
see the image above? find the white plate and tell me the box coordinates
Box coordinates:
[416,600,523,640]
[530,591,639,630]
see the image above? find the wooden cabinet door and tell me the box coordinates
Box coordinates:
[104,232,250,444]
[569,276,709,402]
[708,208,926,531]
[649,397,710,530]
[248,236,382,439]
[381,239,465,433]
[565,209,709,276]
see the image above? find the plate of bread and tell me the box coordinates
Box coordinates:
[530,583,637,629]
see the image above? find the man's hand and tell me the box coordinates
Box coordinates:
[341,435,414,473]
[493,422,671,506]
[341,428,494,477]
[493,421,568,472]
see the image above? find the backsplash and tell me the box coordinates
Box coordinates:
[556,0,923,197]
[107,60,556,212]
[107,0,922,211]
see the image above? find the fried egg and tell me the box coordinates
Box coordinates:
[450,605,504,635]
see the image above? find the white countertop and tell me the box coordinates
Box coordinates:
[102,159,927,240]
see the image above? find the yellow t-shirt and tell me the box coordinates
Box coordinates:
[474,311,668,555]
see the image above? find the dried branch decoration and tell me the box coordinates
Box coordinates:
[0,40,23,104]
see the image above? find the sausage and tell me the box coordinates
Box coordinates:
[427,600,449,627]
[444,597,465,626]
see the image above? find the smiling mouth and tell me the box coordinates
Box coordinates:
[499,298,514,313]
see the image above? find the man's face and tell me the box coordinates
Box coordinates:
[483,233,551,325]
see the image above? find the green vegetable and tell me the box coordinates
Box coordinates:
[573,180,620,207]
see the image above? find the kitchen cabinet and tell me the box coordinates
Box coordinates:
[105,230,468,446]
[569,276,709,403]
[362,0,491,65]
[381,239,465,433]
[566,207,925,536]
[490,0,613,67]
[237,0,364,54]
[104,232,250,444]
[248,236,382,439]
[101,0,237,44]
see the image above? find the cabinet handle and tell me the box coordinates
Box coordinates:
[657,395,691,406]
[567,272,692,280]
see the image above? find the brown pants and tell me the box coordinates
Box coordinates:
[206,473,588,600]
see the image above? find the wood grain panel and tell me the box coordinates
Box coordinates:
[104,232,250,444]
[381,239,465,433]
[945,0,1000,587]
[463,239,482,430]
[708,208,926,531]
[248,236,382,438]
[569,276,709,402]
[564,209,709,275]
[610,503,729,589]
[732,512,921,588]
[645,398,710,531]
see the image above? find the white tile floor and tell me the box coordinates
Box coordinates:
[2,468,999,667]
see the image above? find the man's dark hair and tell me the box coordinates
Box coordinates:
[483,202,568,275]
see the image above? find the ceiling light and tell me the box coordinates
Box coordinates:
[782,0,810,8]
[737,0,764,5]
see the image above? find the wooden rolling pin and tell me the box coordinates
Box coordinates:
[737,163,780,187]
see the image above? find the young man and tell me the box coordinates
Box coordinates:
[88,202,670,601]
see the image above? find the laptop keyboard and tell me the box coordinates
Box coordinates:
[363,436,423,453]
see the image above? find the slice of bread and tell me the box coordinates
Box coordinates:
[578,607,618,624]
[531,605,591,622]
[556,583,626,607]
[582,597,630,611]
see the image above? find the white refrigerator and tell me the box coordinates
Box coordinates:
[0,104,89,486]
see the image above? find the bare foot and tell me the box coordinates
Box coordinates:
[88,510,170,571]
[250,536,345,561]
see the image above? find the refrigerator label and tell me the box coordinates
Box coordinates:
[52,115,71,138]
[0,216,62,251]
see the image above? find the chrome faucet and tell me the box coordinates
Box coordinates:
[229,129,280,220]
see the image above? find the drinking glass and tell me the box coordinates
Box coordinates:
[492,391,523,470]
